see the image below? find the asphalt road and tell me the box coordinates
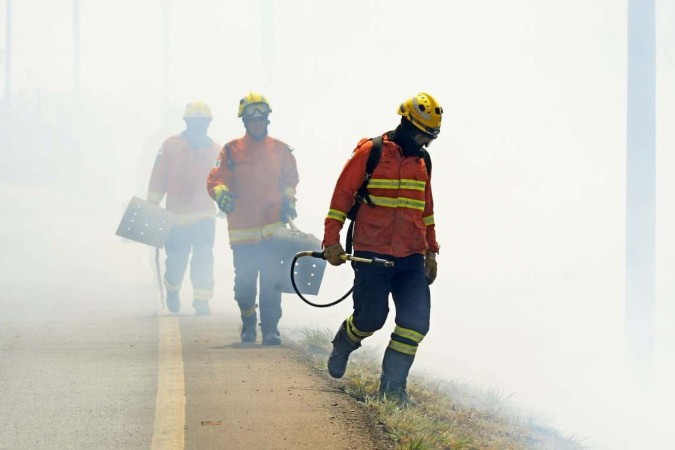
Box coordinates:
[0,186,390,449]
[0,283,391,450]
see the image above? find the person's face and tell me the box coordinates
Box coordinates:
[244,116,269,139]
[184,117,211,135]
[411,129,436,148]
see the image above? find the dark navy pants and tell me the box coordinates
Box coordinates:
[232,240,283,333]
[351,251,431,343]
[163,218,215,301]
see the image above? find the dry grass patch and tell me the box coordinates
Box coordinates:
[292,327,585,450]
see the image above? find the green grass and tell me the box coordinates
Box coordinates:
[292,327,585,450]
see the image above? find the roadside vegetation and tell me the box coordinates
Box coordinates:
[294,327,585,450]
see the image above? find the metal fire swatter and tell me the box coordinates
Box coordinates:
[269,221,326,295]
[115,196,177,248]
[291,251,394,308]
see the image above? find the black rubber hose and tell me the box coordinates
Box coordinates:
[290,252,353,308]
[290,251,394,307]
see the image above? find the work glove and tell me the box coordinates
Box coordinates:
[281,196,297,223]
[215,186,236,214]
[324,243,346,266]
[424,251,437,285]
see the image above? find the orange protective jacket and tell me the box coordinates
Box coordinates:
[147,134,221,225]
[324,134,439,257]
[207,134,299,245]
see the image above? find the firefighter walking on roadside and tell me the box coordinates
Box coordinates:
[207,92,299,345]
[147,101,221,315]
[322,92,442,404]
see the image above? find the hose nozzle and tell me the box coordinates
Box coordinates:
[298,251,394,267]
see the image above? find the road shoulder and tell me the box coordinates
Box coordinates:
[179,315,394,450]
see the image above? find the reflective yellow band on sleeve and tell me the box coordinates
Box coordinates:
[423,215,435,226]
[327,209,347,223]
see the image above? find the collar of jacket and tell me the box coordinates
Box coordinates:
[242,133,269,148]
[386,129,423,158]
[181,130,213,150]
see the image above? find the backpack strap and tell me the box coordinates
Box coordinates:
[345,136,383,254]
[420,148,432,177]
[224,143,235,170]
[353,136,383,211]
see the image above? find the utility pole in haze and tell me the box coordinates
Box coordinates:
[262,0,273,89]
[626,0,656,366]
[73,0,81,100]
[4,0,12,106]
[162,0,171,105]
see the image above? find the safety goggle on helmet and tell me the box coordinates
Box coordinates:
[238,92,272,119]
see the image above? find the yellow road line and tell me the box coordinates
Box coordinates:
[151,317,185,450]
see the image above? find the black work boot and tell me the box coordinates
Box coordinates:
[192,299,211,316]
[379,347,416,407]
[327,323,361,378]
[262,327,281,346]
[240,315,257,343]
[379,385,417,407]
[166,291,180,313]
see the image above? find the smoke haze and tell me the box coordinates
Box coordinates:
[1,1,674,448]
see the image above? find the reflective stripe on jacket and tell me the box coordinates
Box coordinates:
[147,134,220,226]
[324,134,439,257]
[206,134,299,245]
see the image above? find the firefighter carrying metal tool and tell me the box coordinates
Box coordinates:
[207,92,299,346]
[147,101,221,315]
[323,92,442,405]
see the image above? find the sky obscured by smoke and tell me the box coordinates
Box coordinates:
[1,1,674,448]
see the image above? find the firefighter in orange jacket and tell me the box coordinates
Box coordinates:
[207,92,299,345]
[323,93,442,404]
[147,101,221,315]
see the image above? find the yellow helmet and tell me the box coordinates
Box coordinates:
[183,101,213,120]
[238,92,272,118]
[397,92,443,137]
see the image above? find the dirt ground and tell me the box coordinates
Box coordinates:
[178,314,395,450]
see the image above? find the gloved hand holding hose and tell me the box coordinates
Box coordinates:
[324,243,346,266]
[291,247,394,308]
